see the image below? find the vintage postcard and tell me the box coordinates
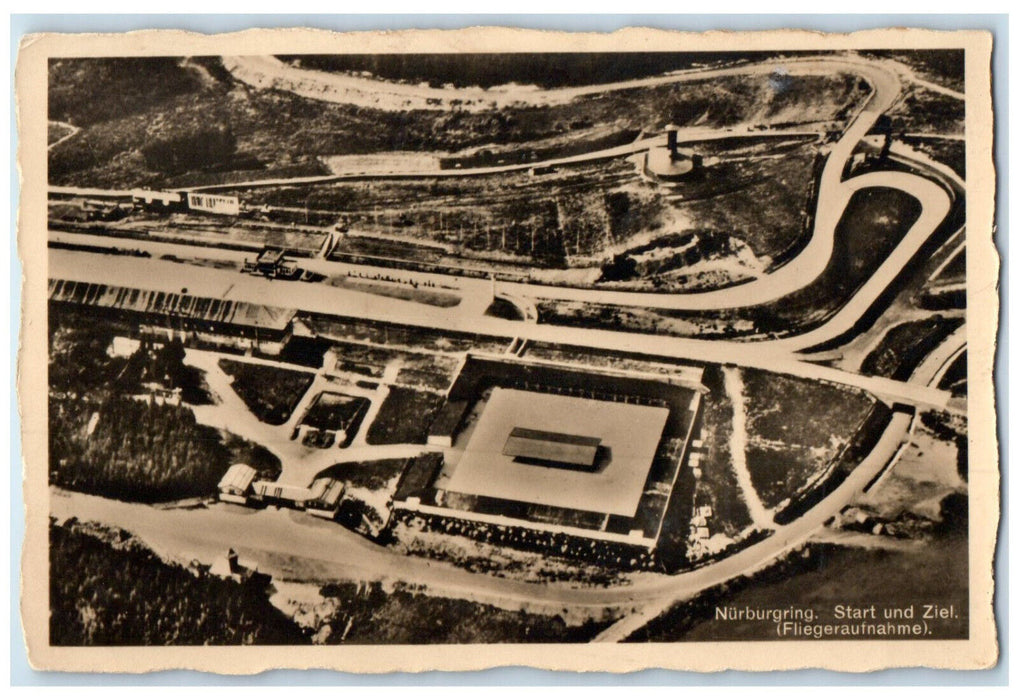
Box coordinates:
[17,25,998,673]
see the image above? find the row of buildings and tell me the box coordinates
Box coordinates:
[217,464,346,520]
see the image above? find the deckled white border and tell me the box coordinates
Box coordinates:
[16,25,999,674]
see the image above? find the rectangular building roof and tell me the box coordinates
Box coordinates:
[394,453,443,502]
[49,279,296,331]
[306,478,345,508]
[256,247,286,265]
[503,427,601,467]
[428,399,471,438]
[445,388,669,518]
[252,481,312,503]
[218,463,257,492]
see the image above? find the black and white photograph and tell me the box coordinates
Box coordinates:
[16,25,998,673]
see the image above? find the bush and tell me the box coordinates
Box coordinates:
[861,316,964,380]
[316,458,407,491]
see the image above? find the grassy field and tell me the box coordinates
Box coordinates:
[278,51,784,89]
[226,141,820,280]
[365,387,445,445]
[486,297,525,321]
[936,249,966,282]
[300,392,370,432]
[671,144,821,267]
[316,458,408,492]
[863,49,964,94]
[938,351,967,397]
[693,366,754,538]
[331,276,461,308]
[320,581,609,644]
[741,370,876,510]
[231,160,648,265]
[218,359,314,425]
[302,313,510,355]
[900,135,965,179]
[394,354,461,392]
[879,86,965,136]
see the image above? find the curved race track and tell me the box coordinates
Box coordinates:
[220,54,954,321]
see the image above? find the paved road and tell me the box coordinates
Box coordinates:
[184,126,818,192]
[764,168,954,354]
[224,54,869,114]
[48,408,914,614]
[42,53,961,621]
[210,55,951,321]
[196,56,926,317]
[909,324,967,388]
[185,347,439,487]
[47,246,951,410]
[49,55,954,338]
[593,409,915,640]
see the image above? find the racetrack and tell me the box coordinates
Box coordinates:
[186,55,955,326]
[51,54,955,337]
[42,52,966,625]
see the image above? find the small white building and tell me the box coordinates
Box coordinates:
[218,464,257,505]
[304,477,346,520]
[107,336,141,358]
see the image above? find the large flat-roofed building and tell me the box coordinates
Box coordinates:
[444,388,669,519]
[394,355,705,558]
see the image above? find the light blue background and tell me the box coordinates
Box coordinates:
[9,13,1009,686]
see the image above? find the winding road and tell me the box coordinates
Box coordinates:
[49,55,953,324]
[48,407,915,613]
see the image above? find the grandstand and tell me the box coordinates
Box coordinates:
[394,354,704,554]
[48,278,296,354]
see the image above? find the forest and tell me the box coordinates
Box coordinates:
[49,395,236,503]
[50,523,309,645]
[48,307,265,502]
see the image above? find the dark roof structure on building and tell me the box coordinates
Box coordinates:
[49,279,296,331]
[503,427,601,467]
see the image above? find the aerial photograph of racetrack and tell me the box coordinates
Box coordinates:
[45,47,971,645]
